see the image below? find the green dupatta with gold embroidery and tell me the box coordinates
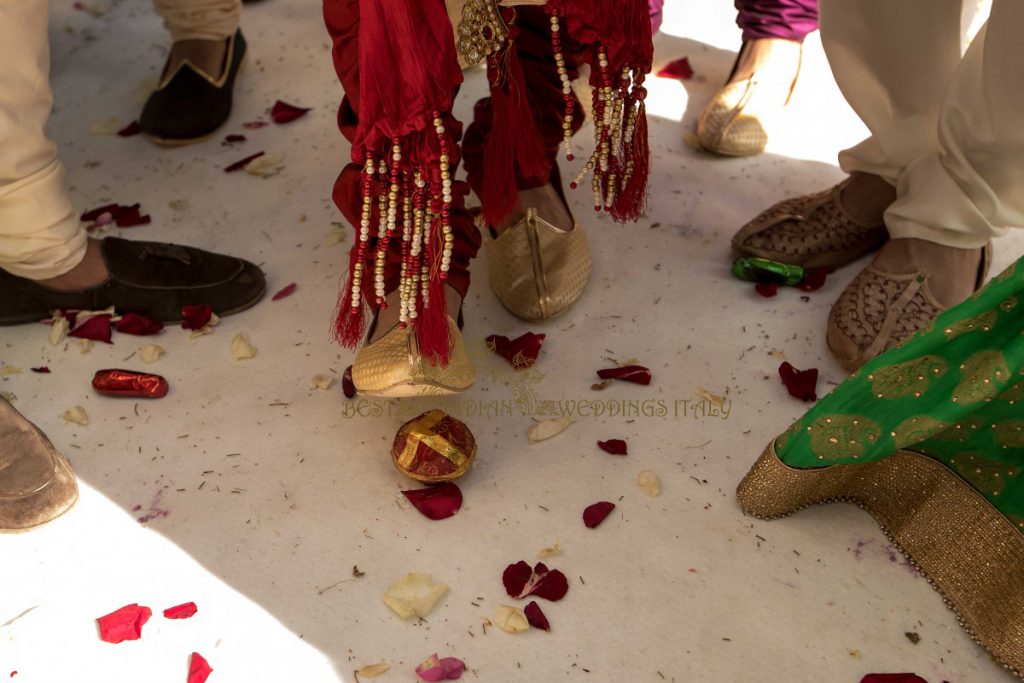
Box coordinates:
[738,258,1024,676]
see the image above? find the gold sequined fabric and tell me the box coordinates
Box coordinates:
[731,180,887,270]
[737,442,1024,677]
[351,316,476,397]
[484,209,592,321]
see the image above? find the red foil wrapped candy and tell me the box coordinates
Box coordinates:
[392,409,476,483]
[92,369,169,398]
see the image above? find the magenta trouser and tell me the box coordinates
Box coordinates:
[647,0,818,42]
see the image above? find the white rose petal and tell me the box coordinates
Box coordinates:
[493,605,529,634]
[355,663,389,678]
[140,345,165,364]
[383,573,448,620]
[537,541,561,559]
[63,406,88,425]
[49,312,69,346]
[637,470,661,497]
[231,333,257,361]
[89,117,122,135]
[527,416,573,443]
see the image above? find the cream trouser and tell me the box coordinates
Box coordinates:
[0,0,239,280]
[820,0,1024,248]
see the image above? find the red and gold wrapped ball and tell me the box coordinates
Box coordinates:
[391,409,476,482]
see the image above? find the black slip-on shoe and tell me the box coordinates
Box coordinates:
[139,30,247,146]
[0,237,265,325]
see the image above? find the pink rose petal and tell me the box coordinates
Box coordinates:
[657,56,693,80]
[97,604,152,643]
[583,501,615,529]
[163,602,198,619]
[415,654,465,681]
[596,439,628,455]
[188,653,213,683]
[402,482,462,521]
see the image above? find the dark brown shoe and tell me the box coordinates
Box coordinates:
[140,30,246,145]
[0,237,265,325]
[0,397,78,532]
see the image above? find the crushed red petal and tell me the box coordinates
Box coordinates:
[524,601,550,631]
[485,332,545,369]
[242,120,268,129]
[270,100,311,124]
[181,304,213,330]
[583,501,616,529]
[223,134,247,144]
[755,282,779,298]
[656,56,693,80]
[81,204,120,222]
[69,315,113,343]
[30,367,51,373]
[342,365,356,398]
[163,602,198,619]
[116,121,141,137]
[188,653,213,683]
[861,676,928,683]
[797,267,828,292]
[96,604,152,643]
[778,361,818,402]
[502,561,569,601]
[225,151,265,173]
[271,282,297,301]
[596,439,628,455]
[114,312,164,336]
[596,365,652,385]
[80,203,150,227]
[401,482,463,520]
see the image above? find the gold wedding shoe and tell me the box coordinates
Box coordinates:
[483,175,592,321]
[352,309,477,398]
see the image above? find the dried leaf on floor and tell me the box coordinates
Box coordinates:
[63,406,88,425]
[637,470,660,497]
[231,333,257,361]
[493,605,529,634]
[527,416,573,443]
[383,573,449,620]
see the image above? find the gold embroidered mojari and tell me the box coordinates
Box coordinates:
[351,315,476,398]
[484,208,592,321]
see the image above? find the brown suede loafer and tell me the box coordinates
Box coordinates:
[0,396,78,532]
[0,237,265,325]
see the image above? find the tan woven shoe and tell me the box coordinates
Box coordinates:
[1,396,78,532]
[827,242,993,372]
[732,179,889,270]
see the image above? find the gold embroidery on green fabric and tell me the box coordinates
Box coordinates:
[993,420,1024,448]
[943,310,998,341]
[891,415,949,450]
[867,355,947,399]
[997,381,1023,404]
[776,420,802,451]
[931,415,985,443]
[948,453,1017,497]
[1000,295,1018,312]
[952,350,1010,405]
[807,415,881,460]
[996,260,1018,283]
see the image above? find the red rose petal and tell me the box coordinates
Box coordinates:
[270,100,311,124]
[485,332,545,369]
[114,312,164,336]
[861,676,928,683]
[596,365,652,385]
[342,365,356,398]
[181,304,212,330]
[117,121,141,137]
[524,601,550,631]
[223,134,247,144]
[163,602,198,619]
[502,561,533,598]
[188,653,213,683]
[755,282,778,298]
[225,151,265,173]
[797,267,828,292]
[778,361,818,402]
[271,282,297,301]
[401,482,462,520]
[69,314,112,343]
[30,367,51,373]
[81,204,120,222]
[656,56,693,80]
[96,603,152,643]
[113,204,151,227]
[583,501,616,529]
[596,439,628,455]
[242,120,268,129]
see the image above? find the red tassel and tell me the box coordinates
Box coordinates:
[332,248,367,348]
[506,45,549,185]
[414,225,451,367]
[612,100,649,222]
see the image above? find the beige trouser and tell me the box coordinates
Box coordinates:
[820,0,1023,249]
[0,0,239,280]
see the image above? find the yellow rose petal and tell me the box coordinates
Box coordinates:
[231,333,257,361]
[140,345,165,364]
[311,374,335,390]
[355,663,389,678]
[493,604,529,634]
[537,541,561,559]
[637,470,661,497]
[383,573,448,620]
[527,416,573,443]
[63,406,88,426]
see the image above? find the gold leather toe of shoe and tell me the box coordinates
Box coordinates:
[352,316,476,398]
[484,208,592,321]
